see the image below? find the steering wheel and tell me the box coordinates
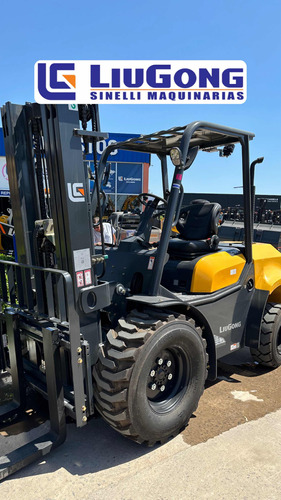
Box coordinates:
[137,192,168,209]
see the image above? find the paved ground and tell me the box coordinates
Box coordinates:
[1,348,281,498]
[182,348,281,445]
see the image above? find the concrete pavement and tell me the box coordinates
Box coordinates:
[1,408,281,499]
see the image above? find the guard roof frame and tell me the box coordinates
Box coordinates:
[96,121,254,294]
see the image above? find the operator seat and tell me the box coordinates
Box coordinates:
[168,199,222,259]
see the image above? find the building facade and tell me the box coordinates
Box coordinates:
[0,128,150,212]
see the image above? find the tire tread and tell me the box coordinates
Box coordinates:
[93,309,208,445]
[250,302,281,368]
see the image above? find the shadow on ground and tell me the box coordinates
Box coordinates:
[2,416,159,481]
[1,347,280,481]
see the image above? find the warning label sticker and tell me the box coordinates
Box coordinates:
[230,342,240,351]
[84,269,92,286]
[76,271,84,288]
[73,248,91,271]
[148,256,155,270]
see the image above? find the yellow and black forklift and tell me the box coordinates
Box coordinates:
[0,103,281,479]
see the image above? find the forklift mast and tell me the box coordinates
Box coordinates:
[0,103,111,479]
[2,104,96,269]
[1,102,112,313]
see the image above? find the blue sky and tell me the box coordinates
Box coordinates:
[0,0,280,195]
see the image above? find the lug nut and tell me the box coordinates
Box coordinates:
[168,373,173,380]
[167,360,172,367]
[160,385,165,392]
[150,370,156,377]
[158,358,163,365]
[151,383,157,391]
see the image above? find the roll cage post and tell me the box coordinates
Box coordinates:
[180,121,253,261]
[97,121,254,296]
[158,154,169,200]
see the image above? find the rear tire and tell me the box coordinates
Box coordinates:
[93,310,208,445]
[250,303,281,368]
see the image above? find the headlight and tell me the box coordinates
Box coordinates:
[170,147,182,167]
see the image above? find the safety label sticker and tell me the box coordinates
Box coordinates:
[148,256,155,270]
[76,271,84,288]
[230,342,240,351]
[84,269,92,286]
[73,248,91,271]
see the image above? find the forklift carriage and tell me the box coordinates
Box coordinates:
[1,103,281,480]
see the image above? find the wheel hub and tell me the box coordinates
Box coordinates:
[146,348,185,406]
[154,366,169,385]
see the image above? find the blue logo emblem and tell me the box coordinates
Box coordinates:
[37,62,76,101]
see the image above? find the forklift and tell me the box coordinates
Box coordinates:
[1,103,281,480]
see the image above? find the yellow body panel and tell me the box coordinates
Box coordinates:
[252,243,281,300]
[190,251,246,293]
[190,243,281,297]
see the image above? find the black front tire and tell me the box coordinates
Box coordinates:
[93,310,207,445]
[250,303,281,368]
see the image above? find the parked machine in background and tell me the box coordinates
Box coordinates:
[1,104,281,480]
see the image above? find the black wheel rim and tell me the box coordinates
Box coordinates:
[146,347,190,414]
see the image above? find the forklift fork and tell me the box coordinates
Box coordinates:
[0,259,86,481]
[0,310,66,480]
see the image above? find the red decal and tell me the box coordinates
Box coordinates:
[76,271,84,288]
[84,269,92,286]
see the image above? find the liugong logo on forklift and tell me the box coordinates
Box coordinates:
[67,183,85,202]
[219,321,242,334]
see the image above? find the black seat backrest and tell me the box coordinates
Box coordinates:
[176,199,222,241]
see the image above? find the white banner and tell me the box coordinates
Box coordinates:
[35,60,247,105]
